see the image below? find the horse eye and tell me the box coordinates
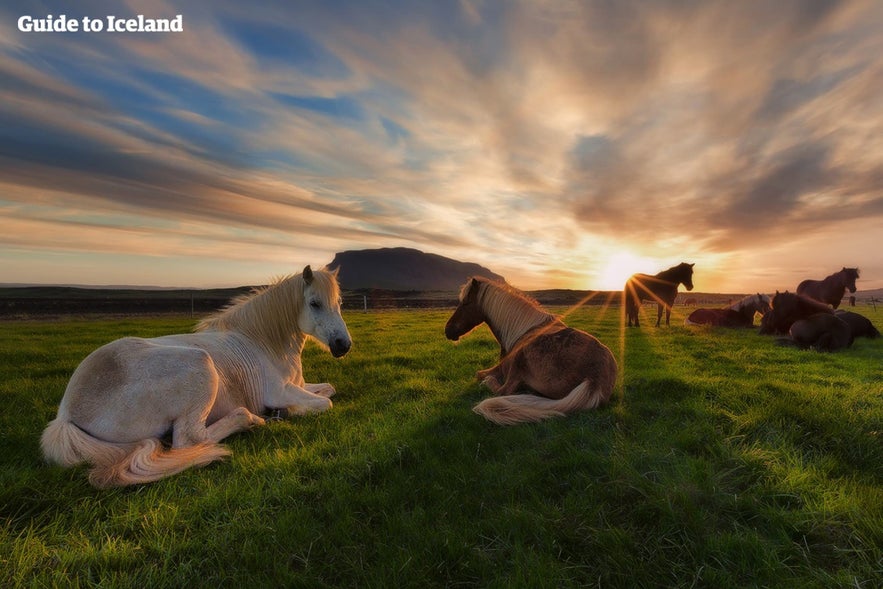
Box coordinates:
[310,300,322,310]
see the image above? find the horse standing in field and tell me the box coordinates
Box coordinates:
[789,313,854,352]
[444,277,617,426]
[685,293,771,328]
[624,262,695,327]
[41,266,352,488]
[796,267,859,309]
[759,291,833,335]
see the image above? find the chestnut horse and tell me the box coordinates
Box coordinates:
[685,293,771,328]
[759,291,833,335]
[444,277,617,425]
[796,267,859,309]
[624,262,695,327]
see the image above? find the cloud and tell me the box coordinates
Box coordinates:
[1,0,882,289]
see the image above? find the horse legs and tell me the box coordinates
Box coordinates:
[478,361,524,396]
[656,304,664,327]
[626,302,640,327]
[265,384,334,416]
[170,361,265,448]
[477,365,504,393]
[304,383,336,398]
[200,408,265,444]
[664,305,672,326]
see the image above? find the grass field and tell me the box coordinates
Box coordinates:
[1,303,881,588]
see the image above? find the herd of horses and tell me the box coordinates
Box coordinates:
[40,264,878,488]
[627,264,877,351]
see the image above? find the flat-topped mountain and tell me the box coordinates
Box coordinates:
[326,247,504,291]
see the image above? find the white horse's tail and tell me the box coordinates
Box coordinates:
[40,418,230,488]
[473,380,606,426]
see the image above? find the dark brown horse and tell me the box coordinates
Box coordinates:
[444,277,617,425]
[796,267,859,309]
[685,294,771,328]
[759,291,833,335]
[624,262,694,327]
[834,310,881,339]
[789,313,854,352]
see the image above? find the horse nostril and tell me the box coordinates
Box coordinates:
[331,338,351,357]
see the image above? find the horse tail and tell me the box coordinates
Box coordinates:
[473,380,608,426]
[40,418,230,488]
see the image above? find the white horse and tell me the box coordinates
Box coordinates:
[41,265,351,488]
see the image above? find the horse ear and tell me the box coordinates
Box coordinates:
[690,263,695,268]
[465,277,479,302]
[303,265,313,285]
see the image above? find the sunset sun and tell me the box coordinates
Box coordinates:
[596,251,657,291]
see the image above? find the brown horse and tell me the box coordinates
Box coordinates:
[685,293,771,328]
[444,277,617,425]
[789,313,854,352]
[759,291,833,335]
[834,310,881,339]
[624,262,695,327]
[796,267,859,309]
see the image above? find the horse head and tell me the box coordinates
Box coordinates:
[300,265,352,358]
[843,267,860,293]
[765,290,797,334]
[445,277,487,341]
[679,262,695,291]
[756,293,772,315]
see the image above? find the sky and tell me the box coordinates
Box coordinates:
[1,0,882,293]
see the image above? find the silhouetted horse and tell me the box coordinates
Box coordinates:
[834,310,881,339]
[789,313,853,352]
[685,293,770,328]
[624,262,694,327]
[759,291,833,335]
[796,267,859,309]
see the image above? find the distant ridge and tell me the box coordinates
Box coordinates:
[326,247,504,291]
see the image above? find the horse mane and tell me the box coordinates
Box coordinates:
[197,269,340,356]
[728,293,770,312]
[843,267,860,280]
[467,277,554,352]
[656,262,693,282]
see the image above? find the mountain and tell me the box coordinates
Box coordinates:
[326,247,504,291]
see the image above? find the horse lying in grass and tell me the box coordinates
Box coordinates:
[444,277,617,425]
[834,310,880,339]
[41,266,351,488]
[788,313,854,352]
[624,262,694,327]
[685,293,770,328]
[759,291,833,335]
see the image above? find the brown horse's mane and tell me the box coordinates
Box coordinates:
[467,276,555,353]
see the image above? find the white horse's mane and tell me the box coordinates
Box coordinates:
[728,293,770,312]
[468,277,553,352]
[197,269,340,356]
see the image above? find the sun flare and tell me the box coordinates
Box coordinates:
[596,251,658,291]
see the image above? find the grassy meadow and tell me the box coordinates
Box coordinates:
[1,303,881,588]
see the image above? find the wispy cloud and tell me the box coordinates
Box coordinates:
[1,0,881,290]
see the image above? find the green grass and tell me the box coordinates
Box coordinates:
[1,304,881,588]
